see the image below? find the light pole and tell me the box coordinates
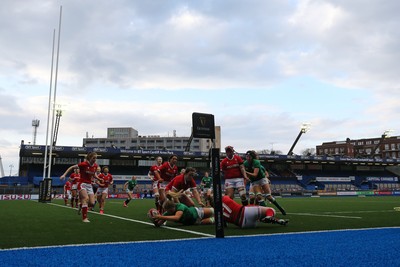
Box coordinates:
[9,164,14,177]
[287,123,311,156]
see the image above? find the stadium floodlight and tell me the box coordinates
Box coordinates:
[287,123,311,156]
[300,123,311,133]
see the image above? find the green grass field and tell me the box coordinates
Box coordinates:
[1,196,399,249]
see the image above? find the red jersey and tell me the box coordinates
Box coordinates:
[149,165,160,181]
[69,172,80,185]
[158,162,178,182]
[64,181,72,191]
[78,161,98,183]
[165,174,197,192]
[222,195,244,226]
[98,173,113,188]
[220,154,244,179]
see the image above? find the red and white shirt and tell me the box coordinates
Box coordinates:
[165,174,197,192]
[69,172,80,186]
[98,173,113,188]
[220,154,244,179]
[158,162,178,182]
[78,161,98,184]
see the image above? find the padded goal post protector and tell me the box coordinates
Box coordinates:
[39,178,52,203]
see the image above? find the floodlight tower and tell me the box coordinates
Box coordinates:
[32,119,40,145]
[0,155,5,177]
[287,123,311,156]
[52,109,62,146]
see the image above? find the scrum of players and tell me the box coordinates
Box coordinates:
[147,146,288,229]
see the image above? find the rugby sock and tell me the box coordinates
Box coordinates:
[257,200,266,206]
[271,200,286,215]
[82,206,88,220]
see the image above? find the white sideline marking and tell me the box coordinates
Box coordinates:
[47,203,214,238]
[3,226,400,252]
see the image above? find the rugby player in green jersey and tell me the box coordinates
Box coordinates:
[200,172,213,206]
[244,150,286,215]
[154,191,214,226]
[123,176,138,207]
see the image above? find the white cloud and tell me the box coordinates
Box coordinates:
[1,0,400,175]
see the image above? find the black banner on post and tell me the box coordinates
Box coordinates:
[211,148,224,238]
[192,112,215,139]
[39,178,52,203]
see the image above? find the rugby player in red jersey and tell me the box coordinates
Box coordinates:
[165,167,205,207]
[220,146,249,206]
[222,195,288,228]
[68,168,80,208]
[96,166,113,215]
[63,180,72,206]
[61,152,102,222]
[154,154,178,211]
[148,156,163,211]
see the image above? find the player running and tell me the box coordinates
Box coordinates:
[63,180,72,206]
[123,176,138,207]
[148,156,163,211]
[68,168,80,208]
[96,166,113,214]
[61,152,102,223]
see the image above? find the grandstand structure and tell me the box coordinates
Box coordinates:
[83,127,221,153]
[2,140,398,197]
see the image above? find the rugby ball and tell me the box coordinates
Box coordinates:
[147,208,159,220]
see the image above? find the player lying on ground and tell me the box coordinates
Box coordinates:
[222,195,288,228]
[151,191,214,226]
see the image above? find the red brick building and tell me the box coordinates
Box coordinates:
[316,136,400,159]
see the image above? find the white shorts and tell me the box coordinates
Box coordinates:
[240,206,261,228]
[152,181,159,190]
[97,187,109,195]
[225,178,245,189]
[251,178,269,187]
[194,207,214,224]
[71,184,78,190]
[126,189,134,194]
[158,181,169,190]
[79,182,94,195]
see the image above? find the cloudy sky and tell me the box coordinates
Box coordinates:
[1,0,399,176]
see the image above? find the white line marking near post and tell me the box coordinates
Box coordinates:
[289,212,362,219]
[47,202,214,237]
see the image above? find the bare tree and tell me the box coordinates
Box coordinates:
[301,148,316,156]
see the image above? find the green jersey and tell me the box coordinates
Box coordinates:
[165,203,198,225]
[201,176,213,188]
[244,159,265,181]
[127,180,137,190]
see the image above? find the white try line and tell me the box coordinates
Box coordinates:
[47,202,214,238]
[289,212,362,219]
